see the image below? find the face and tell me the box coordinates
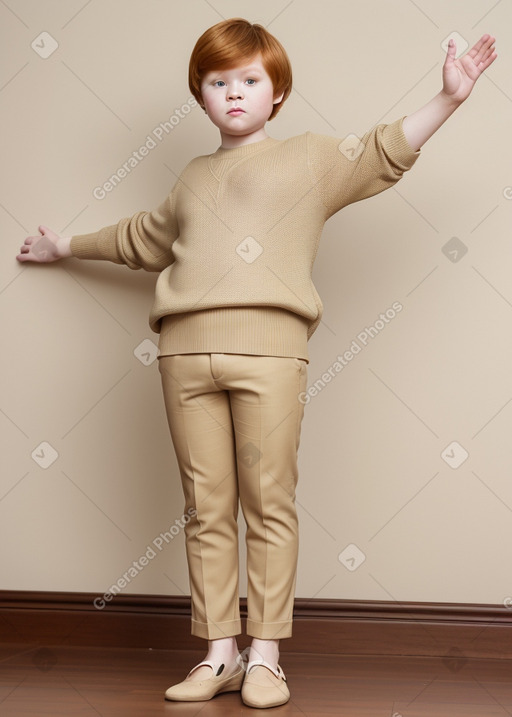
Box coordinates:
[200,54,284,146]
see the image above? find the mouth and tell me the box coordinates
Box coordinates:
[227,108,245,115]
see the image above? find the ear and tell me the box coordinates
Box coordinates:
[273,92,284,105]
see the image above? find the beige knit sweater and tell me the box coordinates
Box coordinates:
[70,117,419,362]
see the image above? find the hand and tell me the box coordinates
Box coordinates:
[16,225,72,263]
[442,34,497,104]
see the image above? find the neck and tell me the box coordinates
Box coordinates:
[219,127,269,149]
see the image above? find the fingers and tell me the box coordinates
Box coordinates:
[16,247,36,262]
[19,235,39,250]
[469,34,496,64]
[479,40,497,70]
[472,35,497,74]
[457,33,496,82]
[477,36,496,64]
[469,34,490,55]
[16,236,35,261]
[478,51,497,72]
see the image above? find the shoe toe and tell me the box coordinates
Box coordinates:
[241,664,290,708]
[165,663,244,702]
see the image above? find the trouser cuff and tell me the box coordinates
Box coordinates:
[246,618,293,639]
[191,617,242,640]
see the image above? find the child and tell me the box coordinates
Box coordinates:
[17,18,496,709]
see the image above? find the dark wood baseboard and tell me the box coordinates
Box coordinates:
[2,591,512,660]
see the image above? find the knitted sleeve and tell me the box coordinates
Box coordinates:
[69,180,180,272]
[306,116,420,218]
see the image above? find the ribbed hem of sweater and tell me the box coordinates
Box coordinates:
[157,307,310,363]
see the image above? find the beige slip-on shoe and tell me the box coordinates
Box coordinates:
[241,659,290,708]
[164,658,244,701]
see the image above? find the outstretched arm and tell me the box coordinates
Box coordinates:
[402,34,497,151]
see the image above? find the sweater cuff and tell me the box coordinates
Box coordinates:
[70,224,121,263]
[383,116,421,170]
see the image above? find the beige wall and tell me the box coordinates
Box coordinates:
[2,0,511,610]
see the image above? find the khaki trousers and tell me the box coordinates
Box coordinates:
[158,352,308,640]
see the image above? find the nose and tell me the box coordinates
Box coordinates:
[227,83,243,100]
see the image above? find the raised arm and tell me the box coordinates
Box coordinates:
[402,34,497,151]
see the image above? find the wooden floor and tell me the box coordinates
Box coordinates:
[1,644,512,715]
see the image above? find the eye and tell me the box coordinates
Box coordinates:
[213,80,225,87]
[246,78,256,85]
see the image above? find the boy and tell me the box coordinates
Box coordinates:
[17,18,496,710]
